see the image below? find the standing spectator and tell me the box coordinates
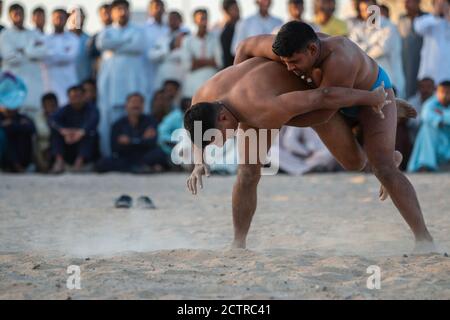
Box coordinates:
[213,0,241,69]
[0,108,35,173]
[398,0,426,99]
[96,0,147,156]
[232,0,283,54]
[144,0,170,101]
[346,0,364,30]
[314,0,348,36]
[153,32,187,90]
[271,127,337,175]
[182,9,223,98]
[0,4,47,126]
[96,93,167,173]
[68,6,92,82]
[43,8,79,107]
[87,3,112,78]
[32,7,46,34]
[0,0,4,32]
[408,80,450,172]
[277,0,319,32]
[414,0,450,86]
[408,77,436,138]
[350,0,406,98]
[50,85,99,173]
[35,93,58,172]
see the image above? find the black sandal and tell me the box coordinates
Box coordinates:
[137,196,156,209]
[115,195,133,209]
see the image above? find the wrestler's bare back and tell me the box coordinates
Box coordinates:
[192,57,310,129]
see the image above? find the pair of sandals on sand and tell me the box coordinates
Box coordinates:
[115,195,156,209]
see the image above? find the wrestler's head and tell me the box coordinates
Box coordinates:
[272,21,320,76]
[437,81,450,107]
[184,102,238,149]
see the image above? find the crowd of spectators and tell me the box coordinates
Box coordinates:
[0,0,449,175]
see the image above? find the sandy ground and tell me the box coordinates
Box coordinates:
[0,173,449,300]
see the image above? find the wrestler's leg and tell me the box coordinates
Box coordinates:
[358,89,434,251]
[286,110,366,171]
[232,124,273,249]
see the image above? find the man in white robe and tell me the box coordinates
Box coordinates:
[414,0,450,85]
[96,0,147,156]
[143,0,170,100]
[0,3,46,121]
[231,0,283,54]
[43,9,79,107]
[181,9,223,98]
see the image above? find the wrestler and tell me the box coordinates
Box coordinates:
[233,22,435,252]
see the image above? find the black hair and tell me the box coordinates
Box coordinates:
[41,92,58,104]
[180,97,192,112]
[67,85,85,95]
[9,3,24,13]
[184,102,223,149]
[223,0,238,11]
[169,10,182,20]
[111,0,130,9]
[150,0,165,8]
[163,79,181,90]
[126,92,145,102]
[53,8,68,17]
[272,21,319,57]
[288,0,304,5]
[82,78,97,87]
[438,80,450,88]
[99,3,111,11]
[193,8,208,18]
[32,6,45,15]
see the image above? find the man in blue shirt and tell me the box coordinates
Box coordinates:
[50,85,99,173]
[96,93,167,173]
[408,80,450,172]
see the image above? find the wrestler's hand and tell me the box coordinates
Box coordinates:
[187,164,211,195]
[371,82,391,120]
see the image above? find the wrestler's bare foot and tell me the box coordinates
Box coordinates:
[232,239,246,249]
[396,98,418,120]
[413,238,438,255]
[379,151,403,201]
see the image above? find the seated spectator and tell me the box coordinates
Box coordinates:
[35,93,59,172]
[158,97,191,159]
[0,107,36,173]
[270,127,337,175]
[151,89,172,124]
[408,81,450,172]
[50,85,99,173]
[96,93,167,173]
[82,79,97,107]
[408,77,436,138]
[162,79,181,108]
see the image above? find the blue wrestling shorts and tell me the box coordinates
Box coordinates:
[339,66,393,118]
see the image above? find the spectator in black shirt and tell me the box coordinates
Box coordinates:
[50,85,99,173]
[96,93,167,173]
[0,107,36,173]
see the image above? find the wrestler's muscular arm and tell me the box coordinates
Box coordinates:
[234,35,279,65]
[268,84,387,127]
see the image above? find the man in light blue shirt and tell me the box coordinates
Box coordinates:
[408,80,450,172]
